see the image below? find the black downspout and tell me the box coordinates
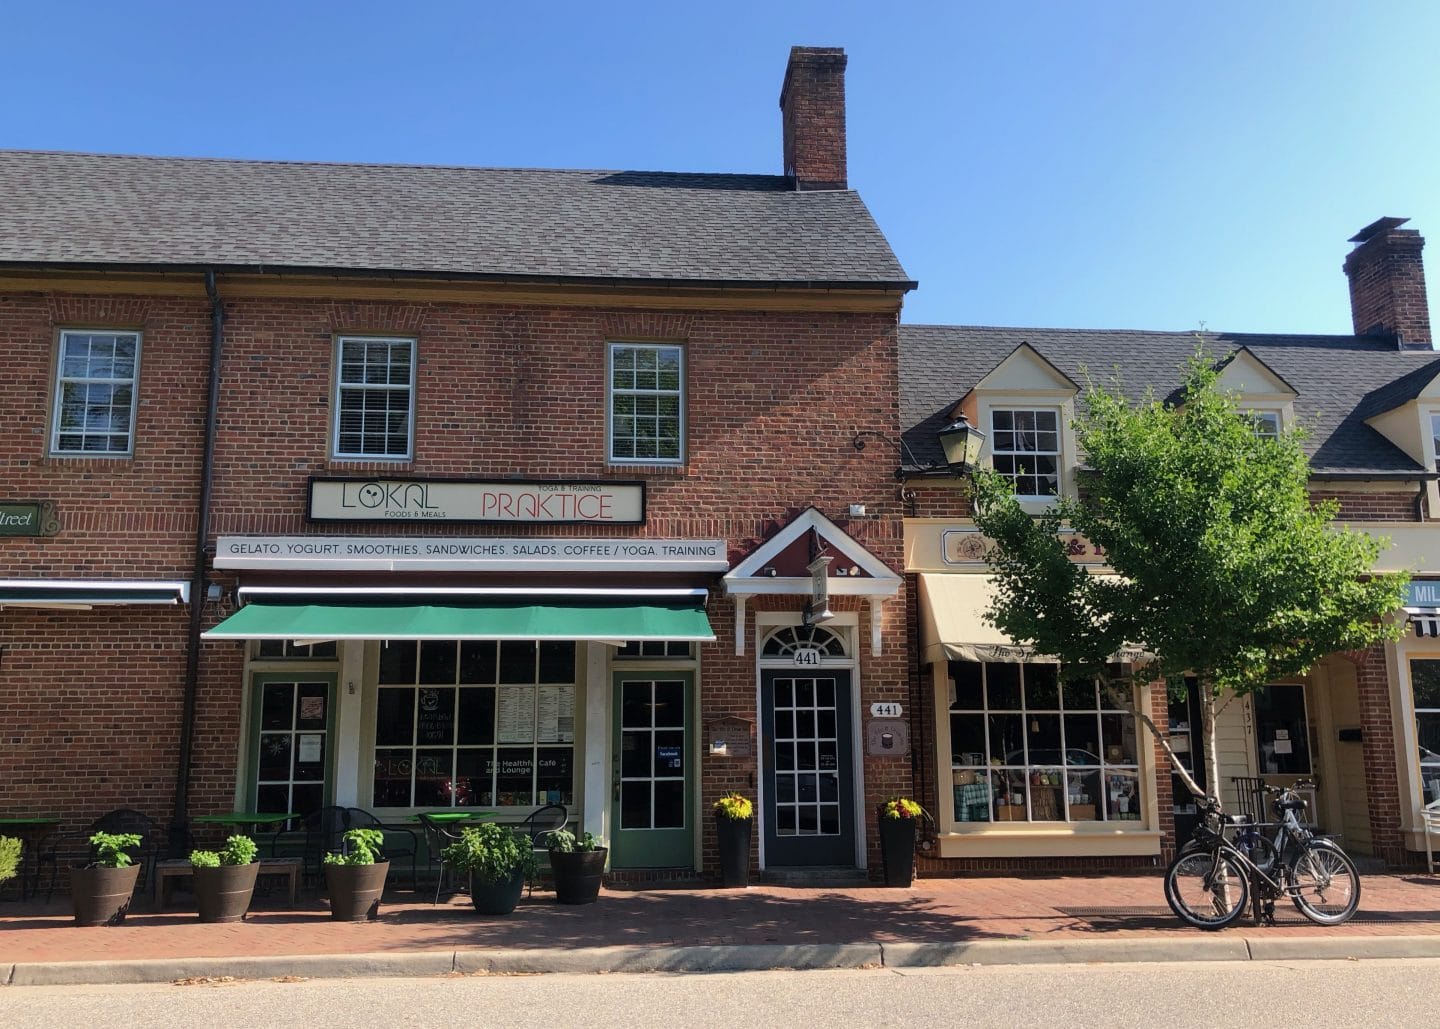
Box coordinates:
[169,270,226,857]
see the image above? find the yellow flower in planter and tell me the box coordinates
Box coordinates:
[880,797,925,820]
[713,793,754,820]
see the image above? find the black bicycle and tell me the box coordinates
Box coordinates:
[1164,780,1361,930]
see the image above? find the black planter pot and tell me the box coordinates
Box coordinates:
[71,864,142,926]
[323,861,390,921]
[549,848,607,904]
[716,816,752,888]
[878,817,917,888]
[468,868,526,916]
[194,862,260,923]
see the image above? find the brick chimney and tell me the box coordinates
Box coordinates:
[1343,216,1432,348]
[780,46,847,191]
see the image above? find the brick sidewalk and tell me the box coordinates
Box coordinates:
[3,872,1438,966]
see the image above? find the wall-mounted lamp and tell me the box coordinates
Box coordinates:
[205,582,224,603]
[760,566,778,578]
[852,414,987,480]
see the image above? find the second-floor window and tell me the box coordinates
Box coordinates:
[1430,414,1440,467]
[51,329,141,456]
[991,408,1060,498]
[609,342,683,464]
[1248,410,1282,440]
[333,336,415,460]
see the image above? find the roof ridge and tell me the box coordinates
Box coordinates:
[0,148,794,181]
[900,323,1415,346]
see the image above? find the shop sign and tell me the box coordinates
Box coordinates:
[215,535,728,572]
[0,501,59,538]
[941,527,1107,567]
[1408,581,1440,608]
[308,477,645,525]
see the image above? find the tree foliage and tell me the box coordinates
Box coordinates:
[970,352,1408,703]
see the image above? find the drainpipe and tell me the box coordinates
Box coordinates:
[169,270,226,857]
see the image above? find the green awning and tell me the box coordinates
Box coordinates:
[202,595,714,642]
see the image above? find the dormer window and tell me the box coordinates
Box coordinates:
[1431,413,1440,467]
[991,408,1060,498]
[1249,410,1282,441]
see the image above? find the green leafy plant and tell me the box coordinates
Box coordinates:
[0,836,21,884]
[713,793,754,821]
[323,827,385,866]
[190,834,258,868]
[544,828,601,853]
[879,797,926,821]
[89,831,142,868]
[441,823,537,885]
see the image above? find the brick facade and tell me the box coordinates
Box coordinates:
[0,284,909,881]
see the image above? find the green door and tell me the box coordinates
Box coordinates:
[248,674,337,822]
[610,673,694,868]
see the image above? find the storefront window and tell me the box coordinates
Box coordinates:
[371,639,576,809]
[948,660,1141,824]
[1253,684,1311,775]
[1411,659,1440,804]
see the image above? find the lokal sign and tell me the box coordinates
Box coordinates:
[309,478,645,525]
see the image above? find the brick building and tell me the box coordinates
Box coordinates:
[898,217,1440,872]
[0,47,920,880]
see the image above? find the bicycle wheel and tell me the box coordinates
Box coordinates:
[1164,849,1250,930]
[1287,843,1361,925]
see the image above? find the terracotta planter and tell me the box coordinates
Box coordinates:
[716,816,752,888]
[323,861,390,921]
[194,862,259,923]
[71,864,142,926]
[549,848,606,904]
[468,868,526,915]
[878,817,917,888]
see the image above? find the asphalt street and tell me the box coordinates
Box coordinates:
[1,958,1431,1028]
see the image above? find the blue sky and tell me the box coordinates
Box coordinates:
[6,2,1439,335]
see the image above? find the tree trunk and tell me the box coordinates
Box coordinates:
[1199,684,1222,811]
[1123,681,1204,801]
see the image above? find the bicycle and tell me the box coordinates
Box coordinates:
[1164,780,1361,930]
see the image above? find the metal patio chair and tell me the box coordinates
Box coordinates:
[347,807,419,891]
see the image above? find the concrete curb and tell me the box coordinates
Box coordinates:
[7,935,1440,986]
[8,951,456,987]
[455,944,883,975]
[883,937,1251,966]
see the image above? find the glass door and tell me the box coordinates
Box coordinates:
[761,670,856,866]
[249,674,336,823]
[610,673,694,868]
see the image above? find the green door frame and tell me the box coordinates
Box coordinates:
[246,673,338,815]
[610,671,695,869]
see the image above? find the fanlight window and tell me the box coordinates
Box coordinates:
[761,625,847,658]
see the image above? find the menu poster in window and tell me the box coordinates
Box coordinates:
[300,696,325,721]
[297,734,323,763]
[497,687,536,743]
[538,685,575,743]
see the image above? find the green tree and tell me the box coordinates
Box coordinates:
[969,351,1408,805]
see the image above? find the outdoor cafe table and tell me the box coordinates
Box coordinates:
[193,811,296,845]
[0,816,61,899]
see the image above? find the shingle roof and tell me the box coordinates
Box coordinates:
[0,150,913,288]
[900,325,1440,477]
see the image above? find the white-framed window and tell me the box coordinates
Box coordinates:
[1247,410,1282,440]
[608,342,683,464]
[1410,659,1440,805]
[990,408,1060,497]
[948,661,1141,824]
[1429,414,1440,468]
[371,639,576,810]
[254,640,338,661]
[332,336,416,460]
[50,329,142,456]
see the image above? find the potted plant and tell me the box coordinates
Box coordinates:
[544,829,606,905]
[322,827,389,921]
[877,797,926,888]
[441,822,537,916]
[0,836,20,889]
[189,834,259,923]
[713,792,754,888]
[72,831,143,926]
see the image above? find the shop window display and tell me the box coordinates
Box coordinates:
[948,660,1141,824]
[371,639,576,809]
